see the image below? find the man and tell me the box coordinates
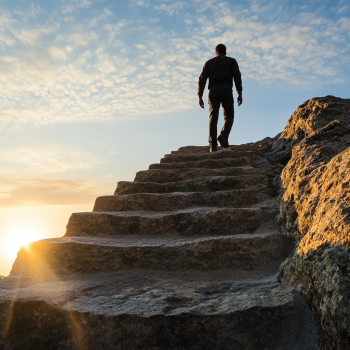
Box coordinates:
[198,44,243,152]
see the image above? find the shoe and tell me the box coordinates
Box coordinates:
[210,145,217,152]
[217,134,229,148]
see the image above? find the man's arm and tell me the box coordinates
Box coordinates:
[231,58,243,106]
[198,62,208,109]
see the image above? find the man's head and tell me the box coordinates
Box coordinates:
[215,44,226,56]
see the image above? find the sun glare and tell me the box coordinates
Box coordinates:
[2,226,41,258]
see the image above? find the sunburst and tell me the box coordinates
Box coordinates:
[2,226,41,258]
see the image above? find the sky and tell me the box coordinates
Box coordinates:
[0,0,349,275]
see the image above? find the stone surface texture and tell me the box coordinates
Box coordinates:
[4,97,347,348]
[275,96,350,349]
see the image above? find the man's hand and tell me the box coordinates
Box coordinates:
[199,97,205,109]
[237,94,243,106]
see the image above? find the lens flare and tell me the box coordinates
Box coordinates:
[2,226,41,258]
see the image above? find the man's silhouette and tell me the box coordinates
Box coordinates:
[198,44,243,152]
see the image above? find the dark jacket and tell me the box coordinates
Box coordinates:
[198,55,242,97]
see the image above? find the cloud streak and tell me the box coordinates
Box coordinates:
[0,146,100,176]
[0,178,104,208]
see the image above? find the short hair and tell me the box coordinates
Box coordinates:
[215,44,226,55]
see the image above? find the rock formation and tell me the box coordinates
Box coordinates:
[1,94,349,349]
[275,96,350,349]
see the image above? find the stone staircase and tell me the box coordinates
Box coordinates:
[0,144,318,350]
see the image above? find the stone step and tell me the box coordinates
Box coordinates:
[170,144,257,155]
[94,187,273,212]
[10,232,287,276]
[0,274,317,350]
[66,207,265,237]
[115,175,268,195]
[170,145,214,154]
[161,149,261,163]
[149,156,252,170]
[135,166,258,183]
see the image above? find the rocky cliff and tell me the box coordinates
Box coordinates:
[274,96,350,349]
[0,95,349,349]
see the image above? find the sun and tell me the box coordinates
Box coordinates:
[2,226,42,258]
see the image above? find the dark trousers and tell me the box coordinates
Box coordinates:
[208,85,234,147]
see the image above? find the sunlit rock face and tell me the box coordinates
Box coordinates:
[272,95,350,153]
[277,96,350,350]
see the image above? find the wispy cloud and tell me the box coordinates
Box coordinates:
[49,47,68,61]
[62,0,93,14]
[337,6,349,14]
[190,2,350,86]
[0,1,349,129]
[0,144,109,207]
[130,0,150,7]
[13,3,42,20]
[0,146,99,176]
[0,178,104,207]
[88,8,113,27]
[103,20,130,39]
[155,2,188,16]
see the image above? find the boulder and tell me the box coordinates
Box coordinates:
[276,96,350,349]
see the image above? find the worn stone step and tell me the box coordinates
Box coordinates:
[161,149,261,163]
[149,156,252,170]
[0,274,317,350]
[170,145,216,154]
[170,143,258,155]
[10,232,287,276]
[135,166,258,183]
[94,187,273,212]
[115,175,268,195]
[66,207,265,237]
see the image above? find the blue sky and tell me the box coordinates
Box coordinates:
[0,0,349,274]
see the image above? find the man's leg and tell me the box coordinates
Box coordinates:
[208,89,220,149]
[220,87,234,139]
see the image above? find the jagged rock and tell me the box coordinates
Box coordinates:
[272,95,350,153]
[276,96,350,349]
